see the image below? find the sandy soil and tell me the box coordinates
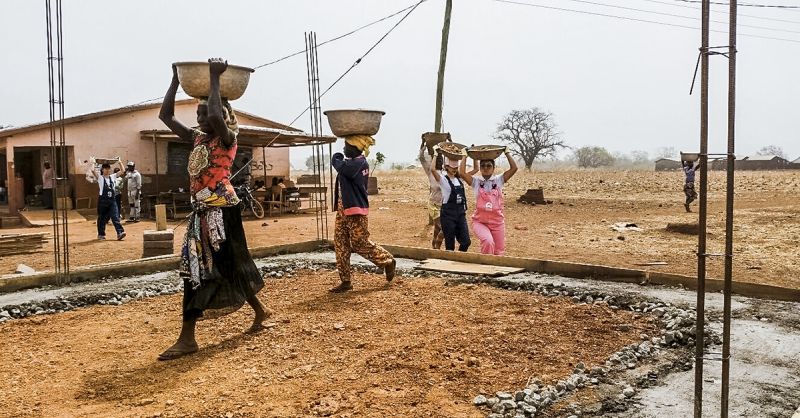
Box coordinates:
[0,272,653,417]
[1,169,798,288]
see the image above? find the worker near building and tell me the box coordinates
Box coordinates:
[430,151,470,252]
[112,167,124,214]
[124,161,142,222]
[90,159,126,241]
[458,150,517,255]
[157,58,268,361]
[41,161,55,209]
[683,160,700,212]
[329,138,396,293]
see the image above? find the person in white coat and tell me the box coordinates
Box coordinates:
[123,161,142,222]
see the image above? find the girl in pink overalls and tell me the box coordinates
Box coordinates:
[458,150,518,255]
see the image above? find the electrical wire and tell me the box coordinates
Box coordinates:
[670,0,800,9]
[561,0,800,33]
[129,1,424,108]
[262,0,428,145]
[637,0,800,24]
[493,0,800,43]
[253,1,422,69]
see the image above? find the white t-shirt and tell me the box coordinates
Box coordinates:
[472,174,504,195]
[95,172,120,197]
[438,173,464,204]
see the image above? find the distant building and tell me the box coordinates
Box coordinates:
[654,158,682,171]
[736,154,790,171]
[0,99,323,215]
[791,157,800,169]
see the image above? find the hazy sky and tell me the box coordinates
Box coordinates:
[2,0,799,167]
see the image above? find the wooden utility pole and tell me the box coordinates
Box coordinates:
[434,0,452,133]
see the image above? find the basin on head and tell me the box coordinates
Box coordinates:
[174,61,254,101]
[323,109,385,137]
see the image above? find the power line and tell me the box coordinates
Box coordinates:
[561,0,800,33]
[264,0,428,143]
[669,0,800,9]
[493,0,800,43]
[638,0,800,24]
[253,1,422,70]
[130,1,424,107]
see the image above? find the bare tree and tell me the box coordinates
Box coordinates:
[494,108,566,170]
[630,150,650,164]
[757,145,787,160]
[655,146,677,159]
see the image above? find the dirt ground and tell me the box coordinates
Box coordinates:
[1,169,798,289]
[0,271,653,418]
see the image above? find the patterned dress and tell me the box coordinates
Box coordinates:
[180,129,263,320]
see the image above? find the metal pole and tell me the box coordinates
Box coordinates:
[153,134,159,195]
[694,0,711,416]
[434,0,452,133]
[720,0,737,416]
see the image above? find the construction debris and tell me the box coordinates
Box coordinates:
[665,223,700,235]
[612,222,643,232]
[518,188,552,205]
[0,233,49,257]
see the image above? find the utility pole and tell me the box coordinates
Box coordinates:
[434,0,452,133]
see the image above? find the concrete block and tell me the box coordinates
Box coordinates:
[143,240,173,250]
[143,229,174,241]
[142,248,173,258]
[155,204,167,231]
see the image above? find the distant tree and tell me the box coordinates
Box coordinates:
[494,108,567,170]
[372,152,386,170]
[757,145,787,160]
[655,146,677,159]
[574,146,615,168]
[305,153,330,170]
[630,150,650,164]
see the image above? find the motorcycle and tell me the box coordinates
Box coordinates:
[235,183,265,219]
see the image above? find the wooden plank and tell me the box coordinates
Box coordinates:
[415,258,525,277]
[19,210,86,227]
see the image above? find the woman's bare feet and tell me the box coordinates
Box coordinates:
[158,340,198,361]
[245,296,272,334]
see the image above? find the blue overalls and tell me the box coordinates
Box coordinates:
[97,175,125,238]
[440,175,471,252]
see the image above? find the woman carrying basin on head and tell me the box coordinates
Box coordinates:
[156,58,269,361]
[458,149,517,256]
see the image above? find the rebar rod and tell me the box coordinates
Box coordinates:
[694,0,711,416]
[720,0,737,416]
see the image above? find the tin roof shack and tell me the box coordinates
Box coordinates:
[736,155,791,171]
[791,157,800,169]
[0,100,294,215]
[654,158,682,171]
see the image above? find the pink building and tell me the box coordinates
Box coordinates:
[0,99,322,215]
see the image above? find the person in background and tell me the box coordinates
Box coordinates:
[91,159,126,241]
[329,140,396,293]
[113,167,124,215]
[458,150,517,255]
[683,160,700,212]
[41,161,55,209]
[124,161,142,222]
[430,151,470,252]
[418,142,444,249]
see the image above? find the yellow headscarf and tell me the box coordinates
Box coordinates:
[344,134,375,157]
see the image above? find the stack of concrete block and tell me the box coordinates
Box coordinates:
[142,229,174,258]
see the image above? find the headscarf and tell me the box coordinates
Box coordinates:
[344,134,375,157]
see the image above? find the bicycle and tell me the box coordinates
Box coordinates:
[235,184,265,219]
